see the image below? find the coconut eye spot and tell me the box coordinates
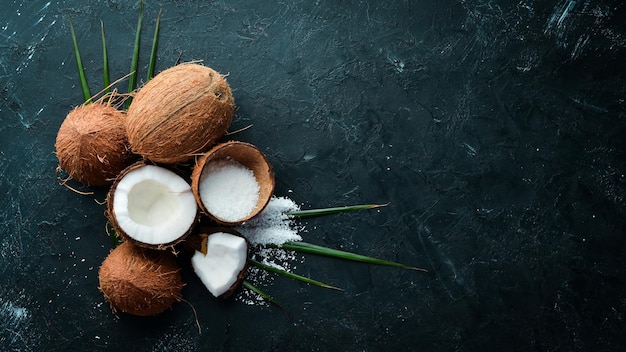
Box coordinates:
[127,180,181,226]
[213,88,228,101]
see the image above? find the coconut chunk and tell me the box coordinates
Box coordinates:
[109,164,197,248]
[191,232,248,298]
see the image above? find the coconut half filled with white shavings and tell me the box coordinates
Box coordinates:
[107,162,198,250]
[191,141,275,226]
[191,228,250,298]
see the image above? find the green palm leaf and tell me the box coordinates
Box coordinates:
[126,0,144,108]
[287,203,388,219]
[242,281,280,306]
[281,241,427,272]
[250,259,342,291]
[147,9,161,81]
[101,20,110,95]
[68,15,91,103]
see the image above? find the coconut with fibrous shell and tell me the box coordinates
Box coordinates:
[98,241,183,316]
[191,141,275,225]
[125,63,235,164]
[188,228,250,298]
[107,161,198,250]
[55,102,135,187]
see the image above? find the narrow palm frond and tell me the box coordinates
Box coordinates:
[126,0,144,108]
[68,15,91,103]
[147,9,161,81]
[101,20,110,95]
[250,259,342,291]
[287,203,388,219]
[281,241,427,272]
[242,281,280,306]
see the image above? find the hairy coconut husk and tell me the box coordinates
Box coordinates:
[126,63,235,164]
[55,103,134,186]
[107,161,198,250]
[189,227,250,299]
[191,141,275,225]
[98,241,183,316]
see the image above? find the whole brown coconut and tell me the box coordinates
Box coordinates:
[55,103,134,186]
[98,241,183,316]
[126,63,235,163]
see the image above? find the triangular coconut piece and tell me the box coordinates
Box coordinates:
[191,231,249,298]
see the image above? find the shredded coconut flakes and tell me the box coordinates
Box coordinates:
[237,196,303,246]
[199,159,260,222]
[235,196,305,306]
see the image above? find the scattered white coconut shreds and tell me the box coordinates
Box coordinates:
[237,196,303,246]
[235,196,305,306]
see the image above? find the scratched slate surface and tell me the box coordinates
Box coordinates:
[1,0,625,351]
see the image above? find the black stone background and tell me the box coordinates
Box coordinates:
[1,0,625,351]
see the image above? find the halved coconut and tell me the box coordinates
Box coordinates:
[107,162,198,249]
[191,141,275,225]
[190,228,249,298]
[99,241,183,316]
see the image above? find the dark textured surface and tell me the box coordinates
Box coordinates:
[1,1,625,351]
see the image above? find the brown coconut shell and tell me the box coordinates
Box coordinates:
[55,103,135,186]
[98,241,183,316]
[106,161,198,250]
[190,141,275,225]
[190,227,250,299]
[126,63,235,164]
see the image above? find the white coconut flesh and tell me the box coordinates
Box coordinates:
[191,232,248,297]
[112,165,197,245]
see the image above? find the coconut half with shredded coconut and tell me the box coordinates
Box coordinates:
[190,228,249,298]
[191,141,275,225]
[107,162,198,249]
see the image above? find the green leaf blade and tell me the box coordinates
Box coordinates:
[147,9,161,82]
[281,241,427,272]
[101,20,110,95]
[106,222,122,248]
[242,280,280,306]
[68,15,91,103]
[250,259,342,291]
[126,0,144,108]
[287,203,388,219]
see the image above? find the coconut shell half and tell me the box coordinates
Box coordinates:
[55,103,134,186]
[98,241,183,316]
[191,141,275,225]
[126,63,235,164]
[107,162,198,250]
